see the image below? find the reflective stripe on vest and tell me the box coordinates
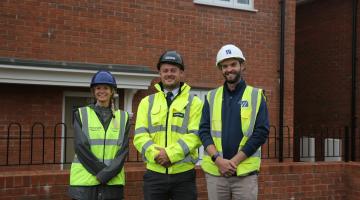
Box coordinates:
[70,107,128,186]
[201,85,262,176]
[80,107,127,148]
[135,94,196,164]
[134,94,195,135]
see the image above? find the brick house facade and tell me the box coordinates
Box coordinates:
[0,0,295,164]
[295,0,360,161]
[13,0,360,199]
[2,0,360,199]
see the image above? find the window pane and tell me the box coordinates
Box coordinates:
[194,0,254,10]
[237,0,249,4]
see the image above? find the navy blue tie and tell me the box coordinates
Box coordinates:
[166,92,173,107]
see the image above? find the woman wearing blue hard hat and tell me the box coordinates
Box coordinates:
[68,70,130,200]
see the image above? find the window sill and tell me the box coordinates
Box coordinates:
[194,1,258,12]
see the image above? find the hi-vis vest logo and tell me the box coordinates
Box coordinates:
[238,100,248,107]
[173,112,185,118]
[89,127,102,131]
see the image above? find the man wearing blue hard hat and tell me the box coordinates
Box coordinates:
[68,70,130,200]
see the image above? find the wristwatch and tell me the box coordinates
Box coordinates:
[211,152,220,162]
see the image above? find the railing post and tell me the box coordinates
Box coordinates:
[63,123,68,164]
[293,126,300,162]
[351,125,356,161]
[54,123,66,164]
[345,126,350,162]
[31,122,45,164]
[6,123,22,166]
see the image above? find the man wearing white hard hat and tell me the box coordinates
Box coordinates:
[199,44,269,200]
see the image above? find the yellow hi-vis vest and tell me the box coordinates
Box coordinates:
[70,106,128,186]
[201,85,263,176]
[134,83,203,174]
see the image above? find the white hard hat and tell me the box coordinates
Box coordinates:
[216,44,245,67]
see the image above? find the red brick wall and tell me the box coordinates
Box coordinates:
[346,163,360,199]
[295,0,360,160]
[0,84,62,126]
[0,0,296,128]
[0,0,296,170]
[260,162,347,199]
[1,162,359,200]
[295,0,353,128]
[0,84,63,166]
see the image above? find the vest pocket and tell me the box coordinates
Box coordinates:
[151,105,165,125]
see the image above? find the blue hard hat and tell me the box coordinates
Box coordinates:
[90,70,117,89]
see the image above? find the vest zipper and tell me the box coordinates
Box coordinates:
[164,93,180,174]
[103,132,107,163]
[94,108,108,164]
[101,119,110,164]
[165,108,169,174]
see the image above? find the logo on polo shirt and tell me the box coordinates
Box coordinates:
[238,100,248,107]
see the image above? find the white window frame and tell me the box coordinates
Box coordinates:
[194,0,257,12]
[189,88,211,164]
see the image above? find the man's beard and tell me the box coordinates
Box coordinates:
[162,79,180,90]
[164,83,178,90]
[224,72,241,84]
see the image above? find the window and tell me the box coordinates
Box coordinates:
[189,88,211,164]
[189,89,209,102]
[194,0,256,11]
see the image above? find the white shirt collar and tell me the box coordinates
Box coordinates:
[164,87,179,100]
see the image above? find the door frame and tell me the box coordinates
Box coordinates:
[61,91,92,169]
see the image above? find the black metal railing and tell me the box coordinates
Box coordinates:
[292,125,358,162]
[3,122,69,166]
[0,122,359,166]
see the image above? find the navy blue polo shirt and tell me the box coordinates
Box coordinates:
[198,80,269,159]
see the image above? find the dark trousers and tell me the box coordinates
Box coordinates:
[143,169,197,200]
[69,185,123,200]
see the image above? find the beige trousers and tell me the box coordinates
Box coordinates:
[205,173,258,200]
